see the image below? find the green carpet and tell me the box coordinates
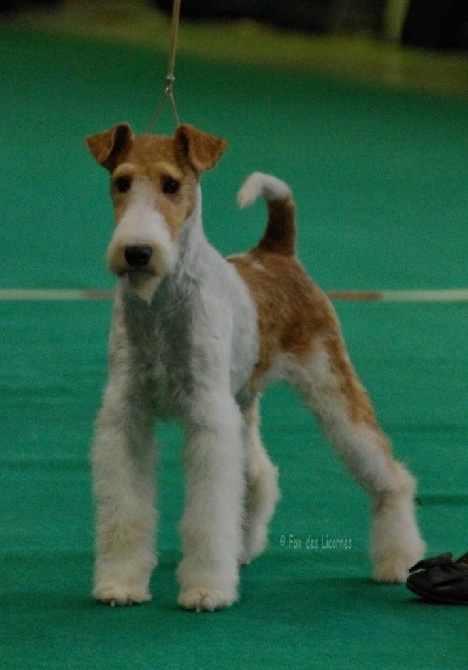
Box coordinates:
[1,26,467,670]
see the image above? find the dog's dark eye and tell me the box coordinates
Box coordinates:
[114,176,132,194]
[162,177,180,195]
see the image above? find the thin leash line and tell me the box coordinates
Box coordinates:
[167,0,181,85]
[147,0,181,133]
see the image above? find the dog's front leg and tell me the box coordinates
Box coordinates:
[177,392,245,612]
[91,374,157,606]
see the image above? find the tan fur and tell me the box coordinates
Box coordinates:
[110,150,198,242]
[230,252,324,383]
[229,185,390,439]
[256,197,296,256]
[86,123,226,276]
[86,124,425,611]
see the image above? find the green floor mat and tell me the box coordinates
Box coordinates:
[1,26,467,670]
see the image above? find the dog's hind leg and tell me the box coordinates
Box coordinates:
[286,334,425,582]
[92,377,157,606]
[240,396,280,565]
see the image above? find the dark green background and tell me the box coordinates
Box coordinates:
[1,26,467,669]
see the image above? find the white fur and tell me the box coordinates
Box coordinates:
[92,172,424,613]
[240,396,280,565]
[93,185,260,611]
[107,181,178,303]
[271,348,425,580]
[237,171,291,209]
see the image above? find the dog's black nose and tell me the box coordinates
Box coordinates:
[124,245,152,269]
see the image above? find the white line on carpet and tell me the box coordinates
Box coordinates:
[1,289,468,302]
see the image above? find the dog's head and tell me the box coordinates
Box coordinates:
[85,124,227,301]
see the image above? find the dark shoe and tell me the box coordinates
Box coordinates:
[407,552,468,604]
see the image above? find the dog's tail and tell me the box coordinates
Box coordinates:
[237,172,296,257]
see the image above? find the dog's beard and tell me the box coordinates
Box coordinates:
[127,271,160,304]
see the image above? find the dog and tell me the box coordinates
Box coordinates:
[85,123,425,612]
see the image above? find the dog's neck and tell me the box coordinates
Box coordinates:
[123,185,212,307]
[174,185,206,274]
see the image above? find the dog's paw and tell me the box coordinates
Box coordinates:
[372,534,426,583]
[178,587,236,612]
[373,548,425,583]
[93,582,152,607]
[373,558,411,583]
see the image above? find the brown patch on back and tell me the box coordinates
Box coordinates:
[230,251,333,389]
[231,249,387,439]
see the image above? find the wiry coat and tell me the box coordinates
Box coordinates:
[86,124,425,611]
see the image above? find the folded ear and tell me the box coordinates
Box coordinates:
[85,123,134,171]
[175,124,227,173]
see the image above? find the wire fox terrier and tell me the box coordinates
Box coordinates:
[86,123,425,611]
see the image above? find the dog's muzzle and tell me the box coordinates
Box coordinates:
[124,245,153,269]
[118,245,163,304]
